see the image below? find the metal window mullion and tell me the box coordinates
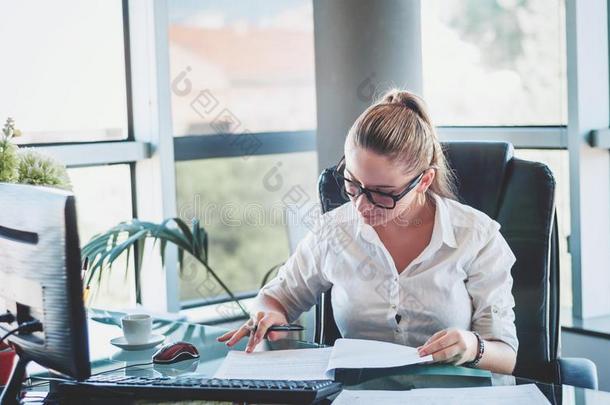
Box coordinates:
[33,141,150,168]
[566,0,610,318]
[172,127,566,163]
[128,0,180,313]
[438,126,568,149]
[173,130,317,160]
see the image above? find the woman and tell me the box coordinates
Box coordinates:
[217,90,518,374]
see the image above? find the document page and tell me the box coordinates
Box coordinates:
[326,338,433,373]
[214,338,433,380]
[333,384,551,405]
[213,347,333,380]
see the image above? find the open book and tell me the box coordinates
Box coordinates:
[214,338,433,381]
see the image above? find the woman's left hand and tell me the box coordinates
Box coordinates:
[417,328,479,365]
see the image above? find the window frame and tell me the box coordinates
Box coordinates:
[173,130,569,313]
[22,0,608,323]
[163,2,572,316]
[20,0,147,305]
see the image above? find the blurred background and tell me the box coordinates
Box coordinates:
[0,0,571,313]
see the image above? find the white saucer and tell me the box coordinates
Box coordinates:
[110,334,165,351]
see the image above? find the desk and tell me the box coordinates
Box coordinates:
[25,310,610,404]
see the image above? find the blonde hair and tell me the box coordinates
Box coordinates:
[346,89,456,200]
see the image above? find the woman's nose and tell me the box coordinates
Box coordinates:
[354,193,373,213]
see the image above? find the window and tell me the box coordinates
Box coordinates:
[68,164,135,309]
[176,152,318,303]
[1,2,137,308]
[4,1,583,319]
[0,1,139,309]
[167,0,316,136]
[0,1,128,144]
[421,0,567,126]
[168,1,319,307]
[421,2,571,308]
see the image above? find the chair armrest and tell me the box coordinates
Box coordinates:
[556,357,598,390]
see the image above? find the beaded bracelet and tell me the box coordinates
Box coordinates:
[464,331,484,368]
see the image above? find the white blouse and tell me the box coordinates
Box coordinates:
[257,192,519,352]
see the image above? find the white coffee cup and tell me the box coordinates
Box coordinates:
[121,314,152,344]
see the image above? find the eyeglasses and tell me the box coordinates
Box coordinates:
[333,157,425,209]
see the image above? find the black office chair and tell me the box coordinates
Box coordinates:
[314,141,598,389]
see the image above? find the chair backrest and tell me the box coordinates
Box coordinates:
[315,141,560,383]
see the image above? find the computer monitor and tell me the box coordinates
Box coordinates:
[0,183,90,404]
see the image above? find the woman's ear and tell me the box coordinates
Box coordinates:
[419,168,436,192]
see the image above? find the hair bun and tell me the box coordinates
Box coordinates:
[380,89,427,118]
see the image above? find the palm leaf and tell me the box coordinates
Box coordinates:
[135,238,145,303]
[159,239,167,266]
[81,234,112,258]
[81,218,249,318]
[124,246,131,280]
[108,229,148,264]
[191,219,202,260]
[86,228,148,287]
[194,223,208,264]
[177,248,184,274]
[171,218,195,246]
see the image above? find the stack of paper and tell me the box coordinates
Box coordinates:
[328,338,433,372]
[214,346,334,380]
[332,384,551,405]
[213,338,433,380]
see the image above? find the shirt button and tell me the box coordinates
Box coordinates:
[395,328,400,333]
[391,304,397,309]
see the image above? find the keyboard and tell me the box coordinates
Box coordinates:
[58,375,342,404]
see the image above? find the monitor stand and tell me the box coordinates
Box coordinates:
[0,352,30,405]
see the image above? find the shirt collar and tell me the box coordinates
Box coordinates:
[431,192,458,249]
[353,192,458,250]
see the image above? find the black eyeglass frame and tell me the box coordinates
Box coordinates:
[332,156,426,209]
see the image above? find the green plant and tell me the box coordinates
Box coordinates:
[0,117,20,182]
[17,148,71,189]
[0,117,70,189]
[81,217,249,317]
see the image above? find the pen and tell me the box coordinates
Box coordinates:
[252,323,304,335]
[267,324,304,332]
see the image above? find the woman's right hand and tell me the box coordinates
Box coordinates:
[216,311,289,353]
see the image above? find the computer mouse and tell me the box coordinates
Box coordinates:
[153,357,200,376]
[152,341,200,365]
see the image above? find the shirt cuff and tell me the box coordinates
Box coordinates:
[258,283,303,324]
[473,305,519,353]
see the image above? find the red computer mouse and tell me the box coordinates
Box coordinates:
[152,342,200,365]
